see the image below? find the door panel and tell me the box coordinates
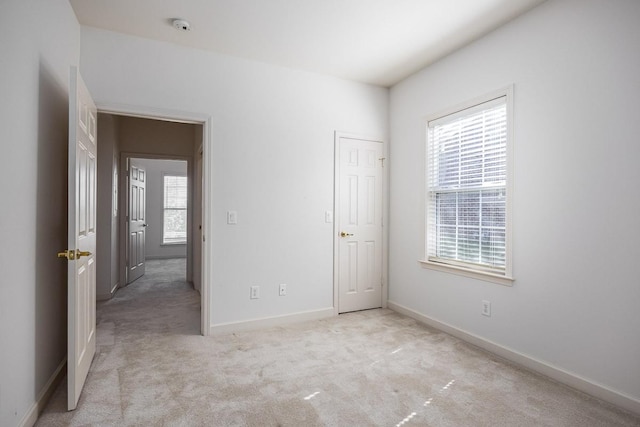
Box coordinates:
[67,67,97,410]
[338,137,383,313]
[127,161,146,284]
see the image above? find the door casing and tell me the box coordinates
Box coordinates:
[101,103,212,336]
[333,132,389,315]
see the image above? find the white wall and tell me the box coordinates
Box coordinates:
[132,158,188,260]
[0,1,80,425]
[79,27,389,326]
[389,0,640,409]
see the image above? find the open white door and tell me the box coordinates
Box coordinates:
[127,159,146,284]
[59,67,97,410]
[336,135,384,313]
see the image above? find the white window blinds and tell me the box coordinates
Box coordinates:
[426,96,508,274]
[163,175,187,244]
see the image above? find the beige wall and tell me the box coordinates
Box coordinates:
[97,113,120,300]
[119,116,196,157]
[112,115,201,287]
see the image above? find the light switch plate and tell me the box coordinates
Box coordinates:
[227,211,237,225]
[325,211,333,223]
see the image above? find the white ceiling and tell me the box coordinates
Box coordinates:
[69,0,546,87]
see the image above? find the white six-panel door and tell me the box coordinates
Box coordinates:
[67,67,97,410]
[127,160,146,284]
[337,136,384,313]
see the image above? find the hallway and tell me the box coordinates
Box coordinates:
[37,258,200,425]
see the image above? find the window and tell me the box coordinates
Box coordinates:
[163,174,187,244]
[423,87,513,284]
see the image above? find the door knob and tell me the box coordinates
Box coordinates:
[76,250,92,258]
[57,250,76,260]
[340,231,354,237]
[142,223,148,227]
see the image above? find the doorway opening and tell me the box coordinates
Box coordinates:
[125,157,188,285]
[95,108,211,335]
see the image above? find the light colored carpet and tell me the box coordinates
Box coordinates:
[37,259,640,426]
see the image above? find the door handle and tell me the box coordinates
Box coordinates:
[142,223,148,227]
[76,250,92,258]
[57,250,76,260]
[59,249,92,260]
[340,231,354,237]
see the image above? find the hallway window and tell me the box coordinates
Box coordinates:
[163,174,187,244]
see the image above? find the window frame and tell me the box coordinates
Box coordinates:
[162,173,188,245]
[420,86,515,286]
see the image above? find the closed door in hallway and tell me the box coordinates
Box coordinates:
[127,160,147,283]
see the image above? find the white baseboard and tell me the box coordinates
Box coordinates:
[210,307,334,335]
[145,255,187,260]
[387,301,640,416]
[97,282,119,301]
[19,358,66,427]
[110,281,119,296]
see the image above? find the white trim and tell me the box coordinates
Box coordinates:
[388,301,640,416]
[110,281,119,296]
[419,259,514,286]
[424,85,514,281]
[145,255,187,260]
[333,132,389,316]
[19,359,66,427]
[209,307,334,335]
[97,102,208,124]
[97,102,212,337]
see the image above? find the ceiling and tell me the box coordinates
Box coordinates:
[69,0,546,87]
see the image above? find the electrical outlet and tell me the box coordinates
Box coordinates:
[482,300,491,317]
[250,286,260,299]
[279,283,287,296]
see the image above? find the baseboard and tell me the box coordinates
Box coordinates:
[97,282,119,301]
[19,358,66,427]
[210,307,335,335]
[145,255,187,260]
[387,301,640,416]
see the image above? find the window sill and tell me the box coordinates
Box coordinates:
[161,242,187,246]
[418,259,514,286]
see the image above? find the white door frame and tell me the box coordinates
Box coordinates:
[333,132,389,315]
[119,153,190,285]
[99,102,212,336]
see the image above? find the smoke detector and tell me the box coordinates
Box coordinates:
[172,19,191,32]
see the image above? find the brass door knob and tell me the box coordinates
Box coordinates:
[57,250,76,260]
[76,250,92,258]
[340,231,354,237]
